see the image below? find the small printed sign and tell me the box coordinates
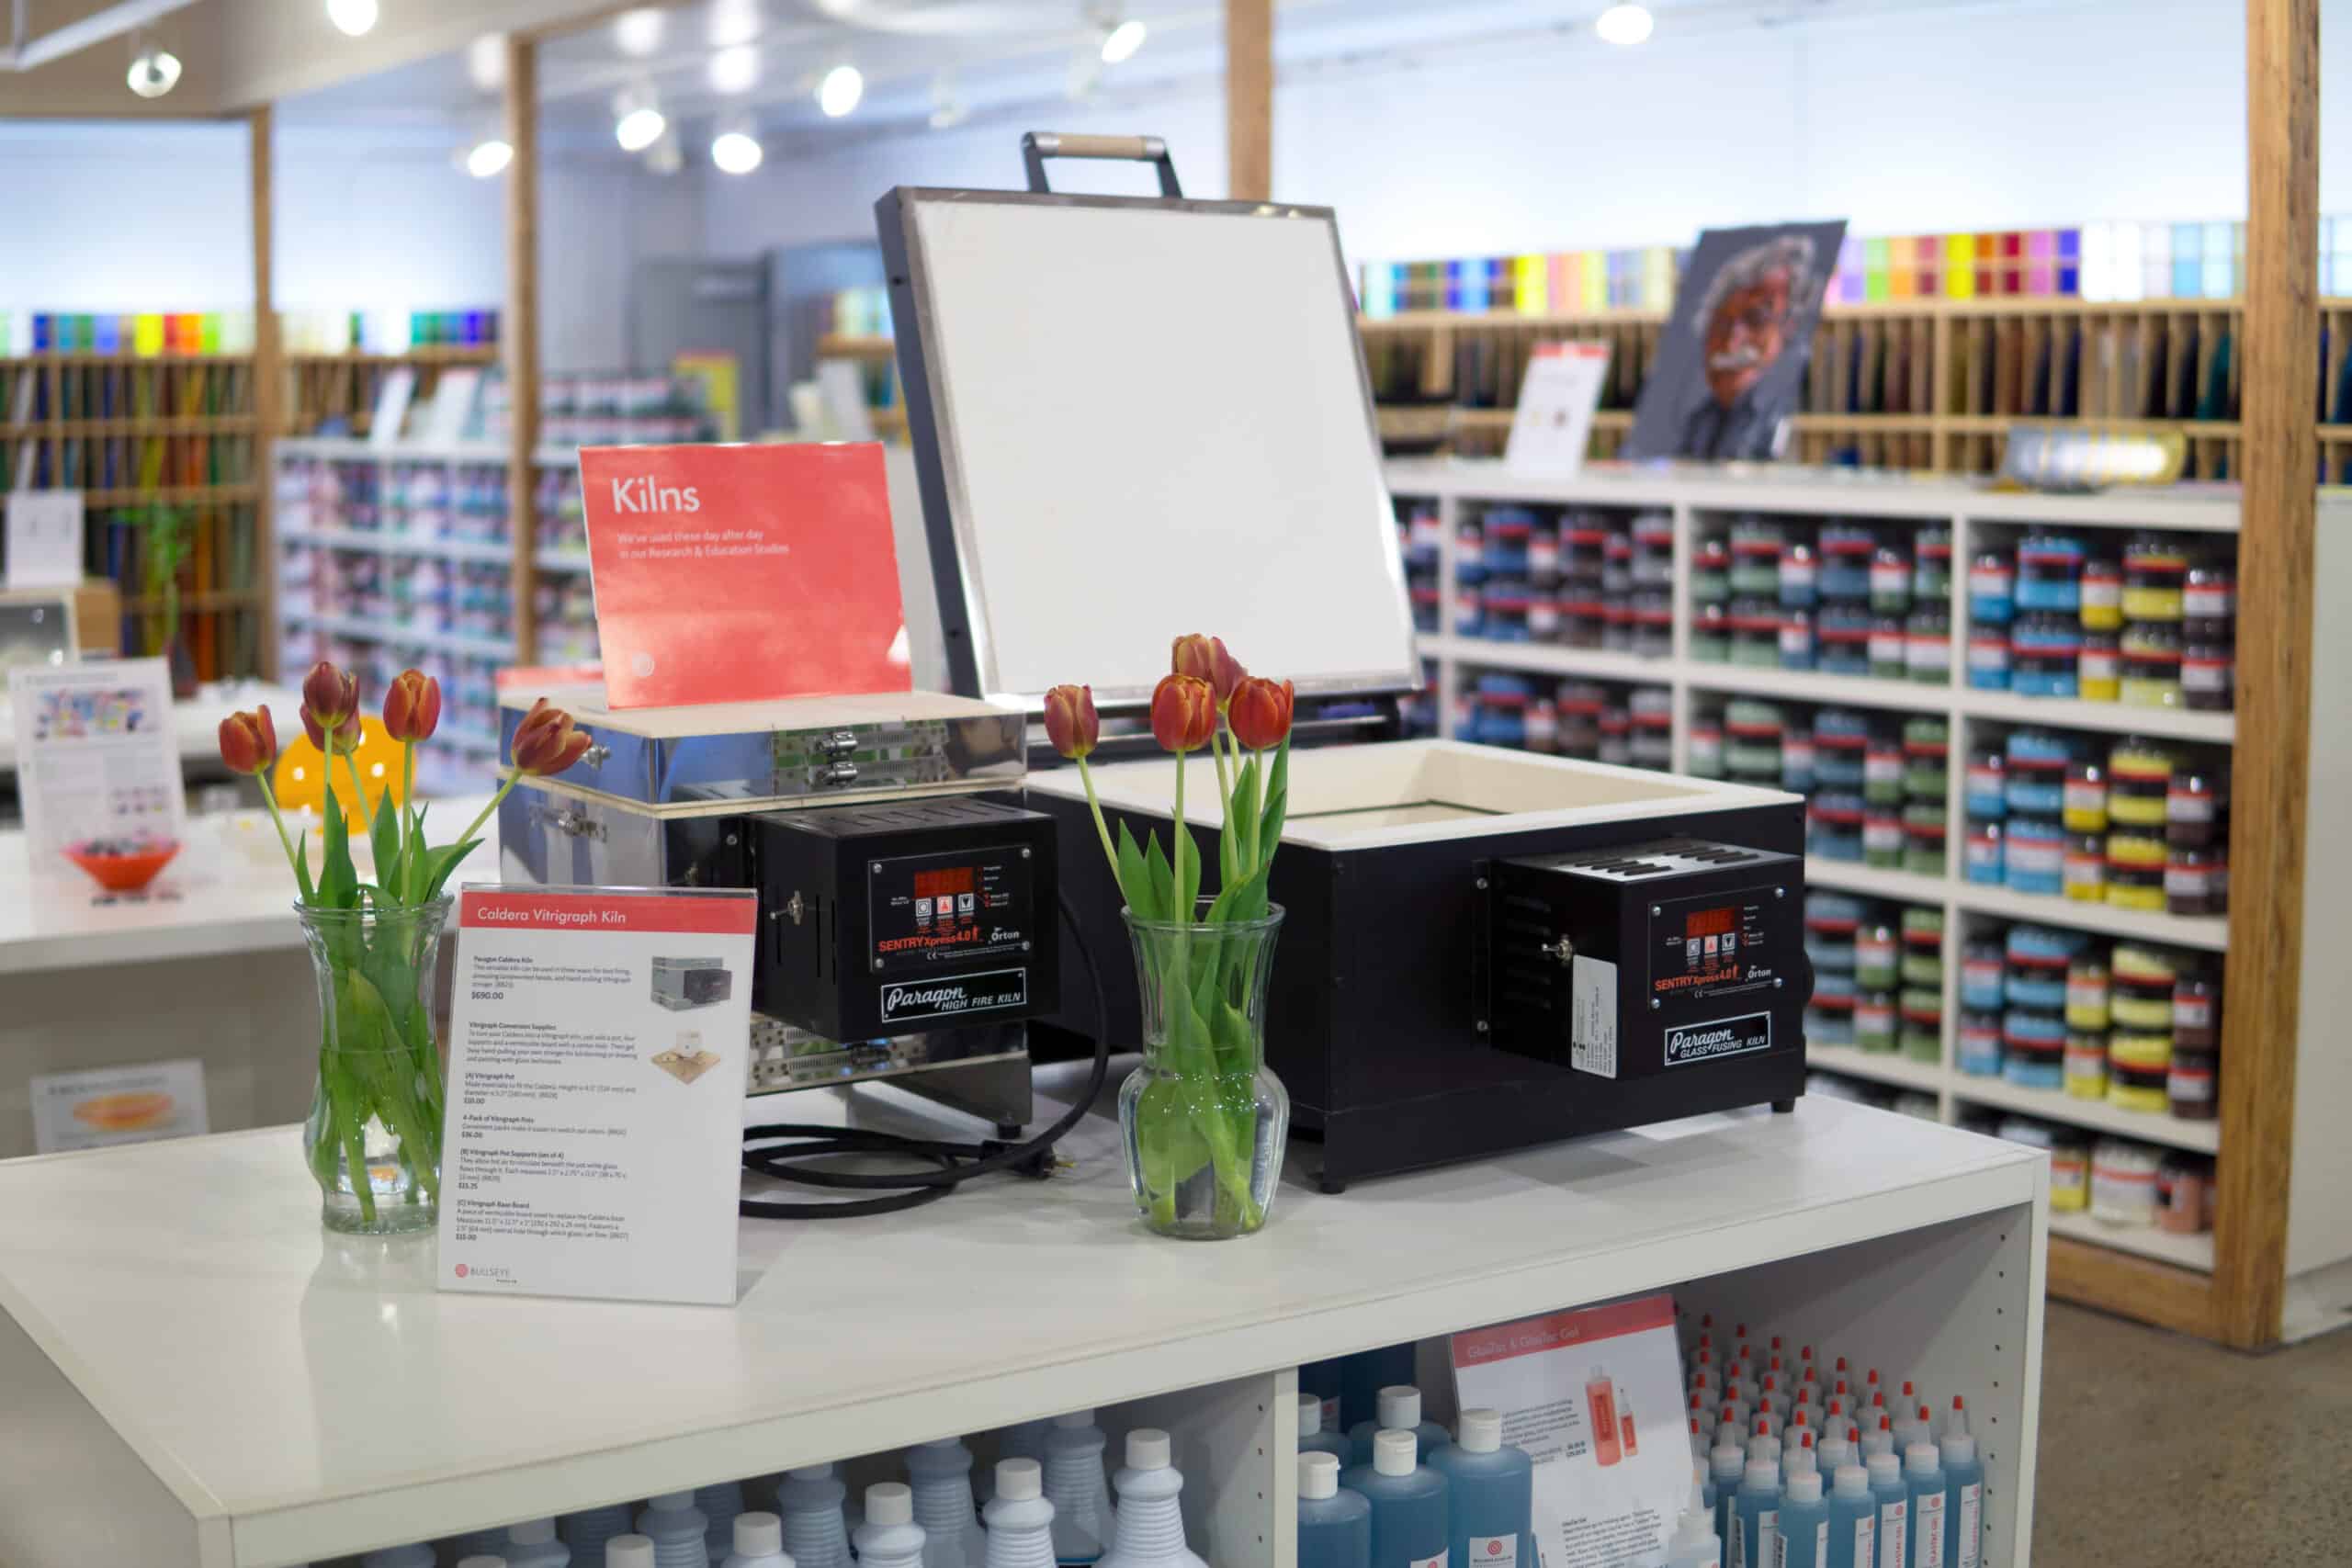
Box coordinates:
[30,1059,209,1153]
[1504,343,1611,479]
[5,490,84,588]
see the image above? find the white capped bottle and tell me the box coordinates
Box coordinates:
[777,1464,854,1568]
[638,1492,713,1568]
[1664,1465,1721,1568]
[361,1547,435,1568]
[723,1511,796,1568]
[855,1483,928,1568]
[561,1504,639,1562]
[1045,1410,1119,1564]
[984,1458,1059,1568]
[700,1483,750,1564]
[609,1539,658,1568]
[503,1517,571,1568]
[907,1437,989,1568]
[1096,1428,1208,1568]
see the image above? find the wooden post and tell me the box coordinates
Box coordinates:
[505,34,542,666]
[1225,0,1272,201]
[2218,0,2319,1351]
[250,104,281,681]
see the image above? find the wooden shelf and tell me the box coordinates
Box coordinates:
[817,333,898,361]
[2049,1207,2215,1271]
[84,484,258,506]
[0,353,254,367]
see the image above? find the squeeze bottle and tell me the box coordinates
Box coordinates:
[725,1512,797,1568]
[1777,1467,1829,1568]
[1902,1444,1947,1568]
[907,1437,990,1568]
[983,1459,1058,1568]
[1351,1386,1454,1469]
[1297,1451,1373,1568]
[502,1518,571,1568]
[1732,1455,1780,1568]
[776,1464,854,1568]
[1860,1417,1896,1463]
[1816,1420,1855,1480]
[1864,1453,1907,1568]
[1340,1428,1450,1568]
[1890,1405,1929,1458]
[1785,1430,1819,1482]
[609,1540,658,1568]
[1428,1407,1534,1568]
[638,1492,712,1568]
[1710,1443,1746,1545]
[698,1484,748,1565]
[1301,1392,1355,1460]
[1664,1467,1723,1568]
[560,1505,638,1563]
[1044,1412,1119,1565]
[1938,1416,1983,1568]
[1097,1428,1208,1568]
[854,1484,929,1568]
[1824,1464,1874,1568]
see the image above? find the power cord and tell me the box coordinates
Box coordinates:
[739,891,1112,1220]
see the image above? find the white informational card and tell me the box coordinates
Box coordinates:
[368,367,417,447]
[420,367,483,446]
[1504,343,1612,479]
[7,658,184,869]
[6,490,85,588]
[29,1059,209,1154]
[437,885,758,1307]
[1453,1292,1689,1568]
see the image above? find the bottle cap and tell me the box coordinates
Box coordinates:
[1801,1345,1815,1364]
[1053,1410,1096,1429]
[455,1557,507,1568]
[1299,1451,1340,1501]
[1377,1386,1424,1429]
[868,1483,914,1528]
[996,1459,1043,1502]
[510,1519,556,1545]
[788,1464,833,1481]
[650,1493,695,1513]
[1940,1430,1979,1468]
[607,1540,655,1568]
[1459,1408,1503,1453]
[1743,1458,1779,1489]
[1833,1463,1871,1499]
[1836,1357,1849,1374]
[1296,1393,1324,1437]
[1866,1452,1902,1486]
[1711,1443,1745,1482]
[738,1512,787,1555]
[1905,1442,1939,1477]
[1902,1381,1918,1403]
[1374,1428,1419,1477]
[1127,1428,1172,1470]
[1786,1470,1824,1505]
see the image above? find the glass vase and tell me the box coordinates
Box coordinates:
[297,897,451,1235]
[1117,899,1289,1239]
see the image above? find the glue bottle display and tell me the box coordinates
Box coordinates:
[908,1437,991,1568]
[1097,1428,1208,1568]
[637,1492,713,1568]
[1429,1408,1534,1568]
[776,1463,854,1568]
[561,1504,639,1564]
[1732,1451,1781,1568]
[1903,1443,1947,1568]
[1351,1386,1453,1468]
[1665,1468,1723,1568]
[1343,1429,1451,1568]
[1044,1411,1119,1564]
[1865,1453,1908,1568]
[1301,1393,1354,1460]
[1825,1465,1875,1568]
[854,1484,929,1568]
[1938,1412,1983,1568]
[1298,1452,1374,1568]
[984,1460,1059,1568]
[1779,1468,1829,1568]
[502,1518,571,1568]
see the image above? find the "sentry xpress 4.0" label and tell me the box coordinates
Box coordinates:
[1662,1010,1772,1066]
[877,967,1028,1024]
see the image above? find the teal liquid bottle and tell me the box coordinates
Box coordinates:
[1823,1464,1875,1568]
[1428,1409,1534,1568]
[1709,1446,1745,1551]
[1865,1453,1908,1568]
[1732,1457,1780,1568]
[1777,1470,1828,1568]
[1340,1430,1449,1568]
[1297,1453,1372,1568]
[1939,1422,1983,1568]
[1350,1387,1453,1469]
[1299,1393,1354,1461]
[1902,1445,1947,1568]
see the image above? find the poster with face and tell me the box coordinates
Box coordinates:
[1625,220,1848,463]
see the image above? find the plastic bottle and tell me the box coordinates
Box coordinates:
[909,1437,992,1568]
[776,1464,854,1568]
[1860,1416,1896,1463]
[1903,1445,1946,1568]
[1890,1404,1929,1458]
[560,1505,639,1564]
[638,1492,713,1568]
[1046,1412,1120,1563]
[361,1547,436,1568]
[854,1484,928,1568]
[699,1483,749,1564]
[1732,1455,1780,1568]
[1710,1443,1746,1548]
[609,1540,658,1568]
[1340,1429,1450,1568]
[1298,1451,1373,1568]
[1939,1416,1983,1568]
[1816,1418,1855,1481]
[1664,1467,1723,1568]
[1301,1393,1354,1461]
[1097,1428,1208,1568]
[1865,1453,1908,1568]
[1690,1418,1712,1467]
[1351,1386,1453,1469]
[1823,1463,1874,1568]
[1785,1430,1819,1482]
[1778,1468,1828,1568]
[984,1460,1058,1568]
[503,1518,571,1568]
[1429,1408,1534,1568]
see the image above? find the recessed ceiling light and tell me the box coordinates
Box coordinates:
[614,7,665,58]
[464,138,514,178]
[709,44,759,95]
[1596,4,1654,46]
[819,63,864,118]
[326,0,378,38]
[711,128,763,175]
[1101,17,1148,64]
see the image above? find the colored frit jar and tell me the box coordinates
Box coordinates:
[2015,531,2086,612]
[1961,939,2007,1010]
[2122,533,2188,621]
[1855,990,1897,1053]
[2120,623,2184,708]
[1968,549,2016,625]
[1963,818,2006,885]
[1690,597,1731,662]
[2107,1061,2172,1115]
[2066,957,2111,1032]
[2167,1052,2219,1122]
[1780,540,1820,608]
[2063,832,2108,902]
[2165,847,2227,917]
[1868,614,1908,680]
[1966,626,2011,690]
[2049,1135,2093,1212]
[1964,747,2007,818]
[2078,554,2124,632]
[1903,804,1948,875]
[2077,628,2121,702]
[2091,1140,2161,1224]
[1781,724,1816,795]
[1731,599,1781,667]
[1778,605,1816,670]
[1869,542,1913,615]
[1912,524,1952,600]
[2183,559,2234,623]
[2182,637,2234,712]
[1818,522,1875,599]
[1816,603,1873,674]
[1862,809,1905,869]
[2062,760,2109,833]
[2064,1032,2110,1100]
[1905,606,1951,683]
[1958,1010,2005,1077]
[2172,969,2221,1051]
[2005,818,2065,896]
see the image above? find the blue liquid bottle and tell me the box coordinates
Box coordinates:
[1865,1452,1908,1568]
[1340,1429,1450,1568]
[1778,1469,1828,1568]
[1297,1452,1373,1568]
[1350,1386,1453,1469]
[1732,1456,1780,1568]
[1939,1418,1983,1568]
[1300,1393,1354,1461]
[1428,1408,1534,1568]
[1709,1444,1745,1550]
[1902,1444,1947,1568]
[1824,1464,1875,1568]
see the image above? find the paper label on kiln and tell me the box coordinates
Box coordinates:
[1571,955,1619,1078]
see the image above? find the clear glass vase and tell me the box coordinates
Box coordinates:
[1118,899,1289,1239]
[297,897,450,1235]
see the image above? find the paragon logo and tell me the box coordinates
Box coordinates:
[1662,1010,1771,1066]
[609,476,702,513]
[878,966,1026,1023]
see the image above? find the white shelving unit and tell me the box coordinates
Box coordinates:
[0,1073,2048,1568]
[1393,457,2256,1277]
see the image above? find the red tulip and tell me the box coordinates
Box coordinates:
[217,706,278,774]
[510,697,594,775]
[1227,677,1295,752]
[1150,674,1216,753]
[1171,633,1246,705]
[300,702,364,756]
[1043,683,1099,760]
[382,669,443,743]
[301,660,358,731]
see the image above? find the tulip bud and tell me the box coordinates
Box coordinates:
[300,660,358,731]
[509,697,594,776]
[300,703,363,757]
[1227,676,1295,752]
[381,669,443,744]
[217,706,278,775]
[1171,633,1246,705]
[1150,674,1216,753]
[1043,683,1099,761]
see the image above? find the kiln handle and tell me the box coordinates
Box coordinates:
[1020,132,1183,197]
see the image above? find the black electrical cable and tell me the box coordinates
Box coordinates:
[738,890,1112,1220]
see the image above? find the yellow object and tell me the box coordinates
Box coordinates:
[1579,253,1607,312]
[1944,233,1976,298]
[1514,254,1547,315]
[132,313,164,356]
[271,716,413,822]
[2107,1078,2171,1114]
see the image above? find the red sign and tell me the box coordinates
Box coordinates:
[459,889,758,935]
[577,443,910,709]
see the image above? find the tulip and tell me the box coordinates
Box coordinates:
[1043,683,1099,761]
[300,660,358,735]
[1150,674,1216,754]
[1227,676,1295,753]
[1171,634,1246,705]
[510,697,594,776]
[300,702,364,757]
[381,669,442,744]
[217,706,277,775]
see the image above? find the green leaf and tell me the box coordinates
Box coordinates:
[318,788,358,910]
[418,838,486,904]
[1258,734,1291,874]
[369,786,401,903]
[1115,819,1156,921]
[293,829,315,907]
[1145,833,1175,925]
[1175,822,1201,919]
[406,803,431,903]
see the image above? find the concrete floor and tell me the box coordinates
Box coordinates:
[2032,1300,2352,1564]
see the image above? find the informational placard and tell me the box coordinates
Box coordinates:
[7,658,183,868]
[6,491,85,588]
[368,367,417,447]
[1505,344,1611,478]
[1453,1293,1689,1568]
[419,367,483,446]
[437,886,758,1307]
[577,442,910,709]
[30,1059,209,1153]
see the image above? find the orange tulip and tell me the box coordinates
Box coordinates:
[509,697,594,775]
[1150,674,1216,753]
[1171,633,1246,705]
[1227,677,1295,752]
[300,702,364,756]
[301,660,358,731]
[1043,683,1099,760]
[217,706,278,774]
[381,669,442,743]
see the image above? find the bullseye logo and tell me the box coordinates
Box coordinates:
[454,1263,469,1278]
[1487,1543,1504,1558]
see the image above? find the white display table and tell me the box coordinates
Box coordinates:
[0,1073,2049,1568]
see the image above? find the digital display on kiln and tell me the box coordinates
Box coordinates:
[914,866,977,903]
[1683,907,1736,940]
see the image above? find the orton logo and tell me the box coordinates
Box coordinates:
[609,476,702,513]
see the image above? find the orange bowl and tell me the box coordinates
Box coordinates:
[62,838,181,892]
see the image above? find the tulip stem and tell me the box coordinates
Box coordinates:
[1246,746,1266,874]
[1073,756,1120,884]
[340,740,376,837]
[454,769,521,855]
[1172,750,1190,918]
[254,773,301,879]
[1210,728,1238,886]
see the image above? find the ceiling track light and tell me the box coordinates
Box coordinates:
[710,118,763,175]
[1595,4,1655,46]
[125,30,181,99]
[461,137,514,179]
[614,87,667,152]
[818,63,864,118]
[1100,16,1147,65]
[326,0,379,39]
